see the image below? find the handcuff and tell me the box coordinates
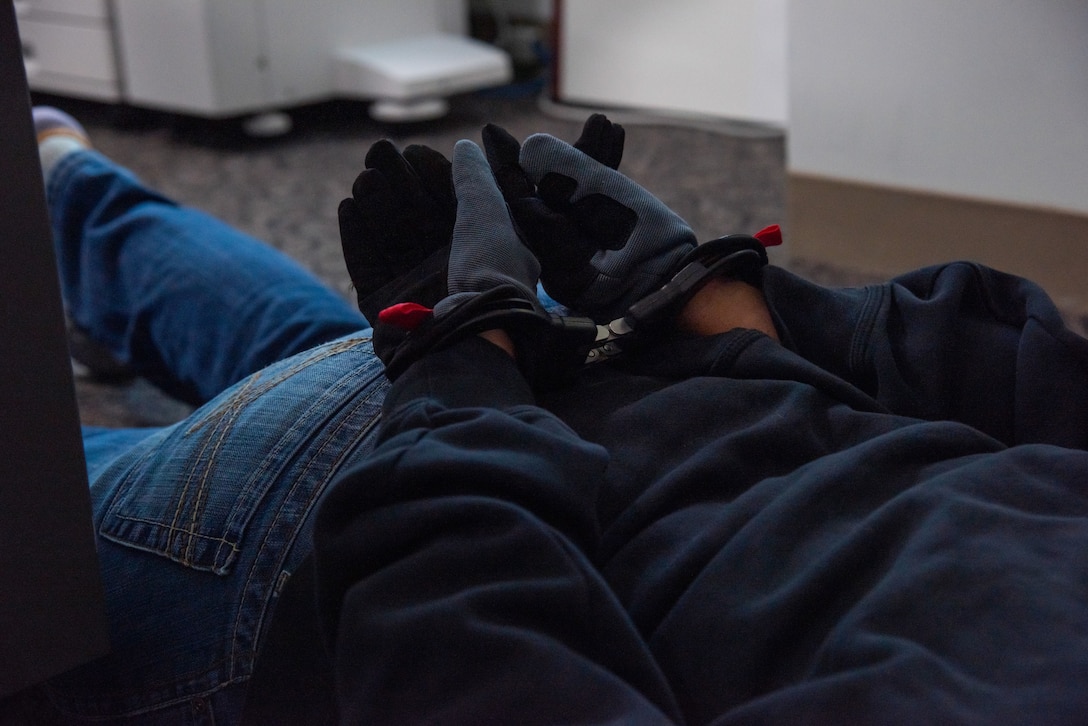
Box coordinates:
[551,233,775,365]
[376,228,780,379]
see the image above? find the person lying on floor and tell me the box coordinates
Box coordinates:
[251,121,1088,724]
[20,107,673,725]
[19,107,1088,725]
[23,107,384,725]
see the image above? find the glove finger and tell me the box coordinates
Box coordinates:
[521,133,651,211]
[442,140,539,305]
[339,187,412,276]
[338,197,368,285]
[508,196,583,263]
[569,193,637,250]
[341,167,442,294]
[481,123,534,202]
[361,139,437,227]
[520,132,661,211]
[521,132,693,254]
[403,144,454,210]
[521,133,696,319]
[535,171,579,211]
[346,168,408,251]
[509,197,598,304]
[364,139,425,203]
[349,157,411,233]
[354,144,452,259]
[349,164,392,209]
[536,172,634,251]
[348,168,396,215]
[339,196,395,305]
[344,169,394,247]
[573,113,624,170]
[403,143,456,248]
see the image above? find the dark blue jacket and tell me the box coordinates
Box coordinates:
[252,263,1088,724]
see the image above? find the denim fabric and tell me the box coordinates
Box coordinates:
[46,149,368,405]
[34,150,389,724]
[46,335,388,724]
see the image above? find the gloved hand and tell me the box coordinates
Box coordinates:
[339,139,455,361]
[341,138,562,381]
[486,112,625,199]
[570,112,625,170]
[435,138,541,318]
[482,117,698,323]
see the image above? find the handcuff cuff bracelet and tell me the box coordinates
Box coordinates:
[551,233,773,364]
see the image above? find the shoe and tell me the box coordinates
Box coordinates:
[66,321,136,383]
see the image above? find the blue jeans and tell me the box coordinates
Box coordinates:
[37,150,390,724]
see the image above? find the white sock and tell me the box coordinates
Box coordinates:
[39,134,88,181]
[33,106,91,183]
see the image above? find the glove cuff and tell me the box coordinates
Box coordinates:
[357,246,448,324]
[620,234,769,334]
[679,234,769,286]
[383,285,584,387]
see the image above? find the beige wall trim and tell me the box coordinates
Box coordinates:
[787,173,1088,317]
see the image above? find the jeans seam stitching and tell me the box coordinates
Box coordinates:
[230,366,385,671]
[184,337,368,436]
[168,372,259,565]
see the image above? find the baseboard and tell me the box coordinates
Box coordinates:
[787,173,1088,318]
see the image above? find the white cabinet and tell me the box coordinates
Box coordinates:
[16,0,121,101]
[109,0,270,116]
[17,0,510,121]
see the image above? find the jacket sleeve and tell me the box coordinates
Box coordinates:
[311,337,680,725]
[764,262,1088,448]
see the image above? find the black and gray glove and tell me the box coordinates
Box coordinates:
[340,138,577,382]
[338,139,455,363]
[485,118,774,330]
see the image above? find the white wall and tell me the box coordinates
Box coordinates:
[789,0,1088,216]
[556,0,788,127]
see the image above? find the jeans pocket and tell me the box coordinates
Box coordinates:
[97,336,387,575]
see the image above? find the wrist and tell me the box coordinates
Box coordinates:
[479,329,517,358]
[677,277,778,340]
